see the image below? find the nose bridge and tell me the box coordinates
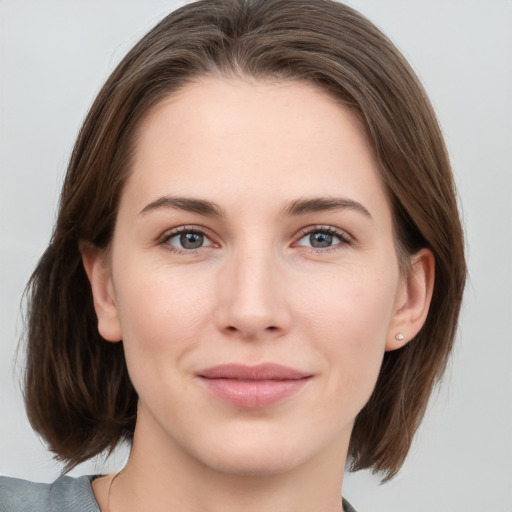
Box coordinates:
[217,234,289,338]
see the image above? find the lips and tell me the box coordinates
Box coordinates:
[197,363,312,408]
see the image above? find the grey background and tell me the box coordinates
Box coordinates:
[1,1,511,511]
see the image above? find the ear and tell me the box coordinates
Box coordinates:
[386,248,435,351]
[80,241,122,342]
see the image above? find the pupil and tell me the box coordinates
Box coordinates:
[180,232,203,249]
[310,232,332,248]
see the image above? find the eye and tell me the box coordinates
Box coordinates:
[295,226,351,250]
[162,227,216,252]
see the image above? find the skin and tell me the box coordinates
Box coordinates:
[84,77,434,512]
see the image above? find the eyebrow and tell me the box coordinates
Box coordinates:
[281,197,372,219]
[139,195,372,220]
[140,196,225,217]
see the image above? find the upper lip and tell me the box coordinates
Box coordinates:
[197,363,311,381]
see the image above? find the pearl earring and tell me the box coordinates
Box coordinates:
[395,332,404,341]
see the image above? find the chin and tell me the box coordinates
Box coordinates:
[184,423,326,478]
[200,446,302,478]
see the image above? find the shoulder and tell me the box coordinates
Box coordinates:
[0,475,100,512]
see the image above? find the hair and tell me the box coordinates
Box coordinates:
[23,0,465,479]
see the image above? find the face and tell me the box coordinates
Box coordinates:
[87,77,420,477]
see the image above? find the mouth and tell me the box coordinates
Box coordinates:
[196,363,313,409]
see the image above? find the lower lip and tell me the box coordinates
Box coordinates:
[200,378,310,408]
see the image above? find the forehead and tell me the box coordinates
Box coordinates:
[124,76,389,220]
[135,76,369,161]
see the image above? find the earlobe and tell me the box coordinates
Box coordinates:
[386,248,435,351]
[80,241,122,342]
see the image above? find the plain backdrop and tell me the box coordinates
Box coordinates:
[1,1,511,511]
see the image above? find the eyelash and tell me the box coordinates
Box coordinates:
[159,225,352,255]
[296,225,352,253]
[159,226,215,255]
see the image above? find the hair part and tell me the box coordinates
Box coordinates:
[24,0,465,478]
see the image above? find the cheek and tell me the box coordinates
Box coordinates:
[297,263,397,336]
[113,264,212,377]
[295,267,398,401]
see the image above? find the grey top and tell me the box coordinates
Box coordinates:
[0,475,100,512]
[0,475,357,511]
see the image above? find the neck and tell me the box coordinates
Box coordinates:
[107,416,349,512]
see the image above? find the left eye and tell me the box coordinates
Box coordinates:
[296,228,349,249]
[164,229,214,250]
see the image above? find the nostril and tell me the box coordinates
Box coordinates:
[225,325,278,334]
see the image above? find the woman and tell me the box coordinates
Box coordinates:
[0,1,465,511]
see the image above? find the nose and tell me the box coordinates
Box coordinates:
[215,244,292,341]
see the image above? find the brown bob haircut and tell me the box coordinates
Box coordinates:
[24,0,465,479]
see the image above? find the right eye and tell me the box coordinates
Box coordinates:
[161,227,216,253]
